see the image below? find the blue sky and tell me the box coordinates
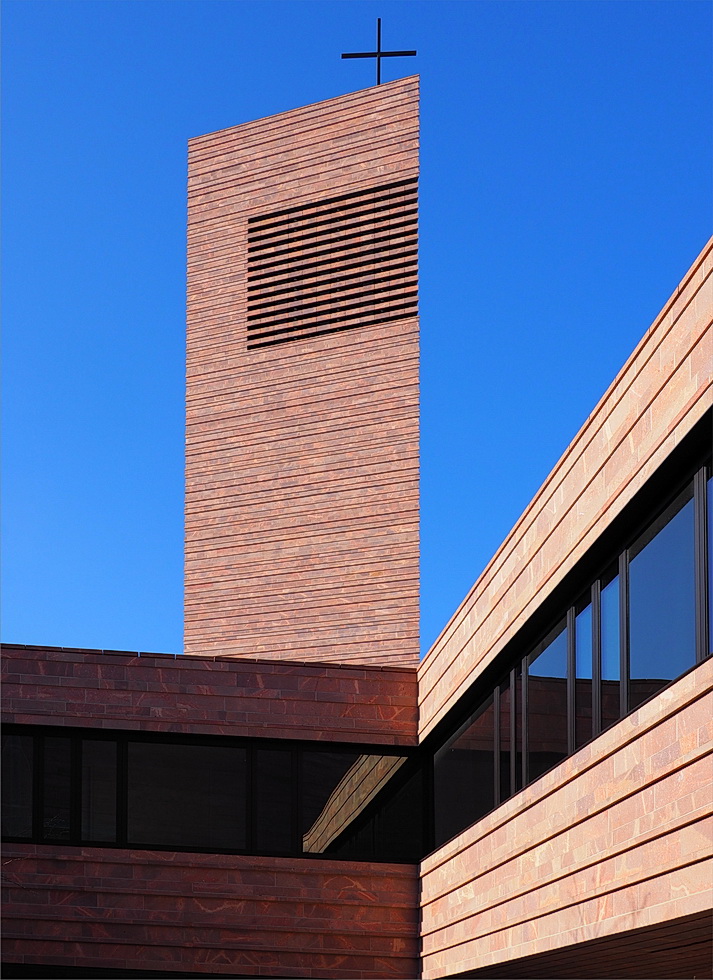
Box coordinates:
[2,0,711,657]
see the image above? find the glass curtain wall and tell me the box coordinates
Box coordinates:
[432,462,711,850]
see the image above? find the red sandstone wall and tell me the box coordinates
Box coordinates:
[0,644,417,745]
[420,659,713,978]
[2,846,419,979]
[185,78,419,666]
[419,237,713,738]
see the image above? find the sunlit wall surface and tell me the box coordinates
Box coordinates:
[432,451,712,850]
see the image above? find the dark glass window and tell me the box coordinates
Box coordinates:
[2,734,33,838]
[43,737,72,840]
[527,621,567,784]
[254,748,293,854]
[600,568,620,731]
[499,676,511,802]
[434,694,495,847]
[318,755,423,861]
[513,663,523,793]
[706,478,713,655]
[1,729,416,862]
[329,813,374,860]
[629,488,696,711]
[574,599,593,749]
[82,740,117,842]
[373,765,423,862]
[127,742,247,850]
[300,750,361,855]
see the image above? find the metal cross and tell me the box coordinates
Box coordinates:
[341,18,416,86]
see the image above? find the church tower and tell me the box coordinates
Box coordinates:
[185,77,419,665]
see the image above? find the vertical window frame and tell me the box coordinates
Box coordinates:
[566,606,576,756]
[493,683,501,807]
[519,662,527,789]
[290,746,300,856]
[115,738,128,847]
[32,733,44,842]
[592,579,602,739]
[69,737,81,845]
[31,732,42,842]
[246,744,256,852]
[694,466,710,662]
[619,550,629,719]
[509,668,517,792]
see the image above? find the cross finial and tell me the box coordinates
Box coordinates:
[341,18,416,86]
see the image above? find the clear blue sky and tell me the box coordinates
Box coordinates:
[2,0,711,657]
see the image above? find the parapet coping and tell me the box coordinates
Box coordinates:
[188,75,419,145]
[0,643,417,674]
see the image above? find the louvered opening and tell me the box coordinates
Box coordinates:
[246,178,418,349]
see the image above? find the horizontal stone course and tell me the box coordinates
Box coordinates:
[2,846,419,979]
[1,644,417,744]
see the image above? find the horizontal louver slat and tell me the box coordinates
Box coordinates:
[247,178,418,349]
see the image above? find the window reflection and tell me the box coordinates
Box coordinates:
[301,751,421,861]
[629,489,696,711]
[371,766,423,862]
[600,569,620,731]
[527,621,568,784]
[574,600,593,749]
[433,694,495,848]
[499,677,511,802]
[300,750,361,853]
[2,731,419,861]
[513,665,523,792]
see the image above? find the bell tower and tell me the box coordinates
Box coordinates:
[185,77,419,666]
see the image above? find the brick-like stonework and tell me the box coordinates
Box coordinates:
[1,644,418,745]
[416,236,713,978]
[420,659,713,978]
[185,78,419,667]
[2,846,420,979]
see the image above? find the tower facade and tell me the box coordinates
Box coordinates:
[185,77,419,665]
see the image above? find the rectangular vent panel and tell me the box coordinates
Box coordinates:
[247,178,418,349]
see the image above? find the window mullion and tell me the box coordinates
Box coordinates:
[520,663,527,789]
[247,746,256,854]
[291,746,299,855]
[493,684,501,807]
[619,551,629,718]
[509,668,517,792]
[592,580,602,738]
[32,733,43,843]
[694,466,709,662]
[70,737,81,845]
[567,607,576,756]
[116,739,128,846]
